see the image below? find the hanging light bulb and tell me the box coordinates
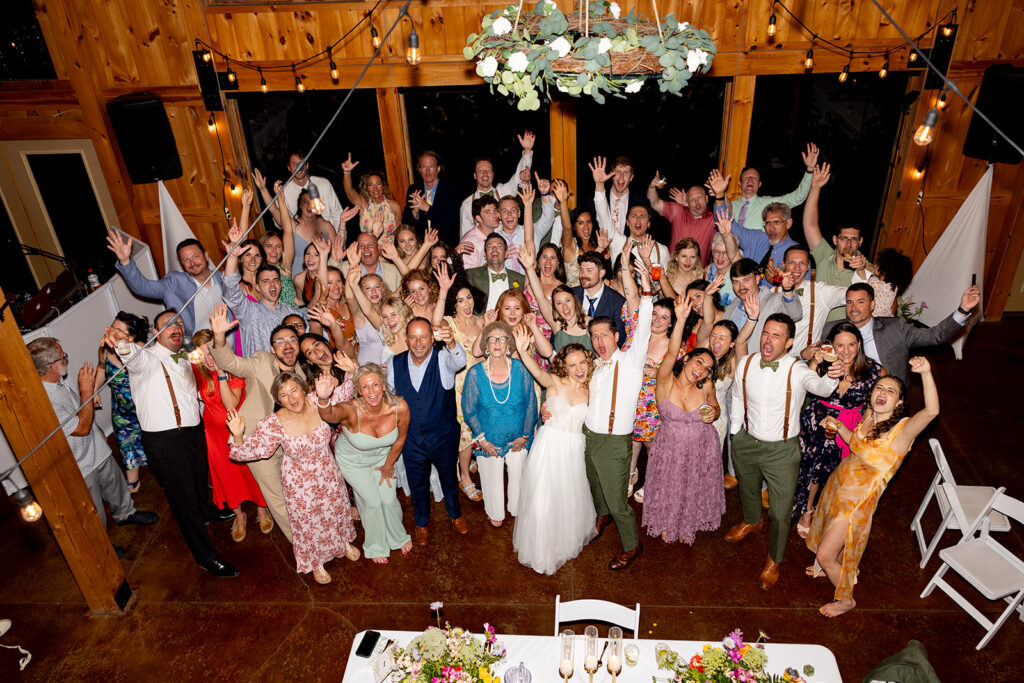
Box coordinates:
[909,50,918,63]
[329,48,339,80]
[207,114,216,132]
[913,107,939,146]
[306,182,326,215]
[13,489,43,523]
[371,25,381,49]
[258,67,268,93]
[293,65,305,93]
[804,48,814,69]
[407,26,421,65]
[202,49,213,63]
[911,166,925,180]
[226,66,236,83]
[767,11,777,38]
[839,62,850,83]
[937,90,948,110]
[879,53,889,78]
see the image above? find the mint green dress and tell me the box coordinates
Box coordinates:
[333,407,411,558]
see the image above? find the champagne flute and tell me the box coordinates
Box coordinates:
[559,629,575,682]
[607,627,623,683]
[583,626,599,683]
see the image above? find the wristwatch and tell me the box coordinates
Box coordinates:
[957,306,971,316]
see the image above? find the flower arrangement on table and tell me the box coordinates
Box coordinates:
[896,296,927,323]
[464,0,716,110]
[390,602,507,682]
[656,629,814,683]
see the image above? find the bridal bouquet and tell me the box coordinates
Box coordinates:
[656,629,812,682]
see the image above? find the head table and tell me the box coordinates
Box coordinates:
[342,629,842,682]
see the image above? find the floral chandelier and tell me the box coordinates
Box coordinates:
[464,0,716,110]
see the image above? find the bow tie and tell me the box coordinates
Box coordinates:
[792,287,804,296]
[490,272,507,282]
[170,350,189,364]
[479,189,495,198]
[595,357,615,369]
[760,359,780,371]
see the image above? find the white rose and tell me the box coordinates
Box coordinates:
[598,37,612,54]
[549,36,572,58]
[508,51,529,72]
[624,80,643,93]
[479,55,499,78]
[698,48,709,65]
[680,21,691,31]
[609,2,621,19]
[492,16,512,36]
[557,84,569,93]
[686,49,702,72]
[544,0,557,13]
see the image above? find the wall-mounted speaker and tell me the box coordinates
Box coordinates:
[962,65,1024,165]
[105,92,183,184]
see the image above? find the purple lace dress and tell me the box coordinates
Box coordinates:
[641,397,725,544]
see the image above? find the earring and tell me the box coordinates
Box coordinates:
[506,348,512,357]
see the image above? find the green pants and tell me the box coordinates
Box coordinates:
[731,429,800,563]
[336,453,411,559]
[583,426,639,553]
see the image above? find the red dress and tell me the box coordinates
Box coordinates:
[193,369,267,509]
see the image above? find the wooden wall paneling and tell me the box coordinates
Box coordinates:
[956,0,1014,62]
[548,99,577,202]
[225,100,256,232]
[376,88,412,204]
[718,75,756,198]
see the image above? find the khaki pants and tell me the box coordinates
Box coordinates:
[246,448,292,542]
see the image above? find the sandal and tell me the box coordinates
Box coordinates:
[126,478,141,494]
[488,517,503,528]
[468,458,478,474]
[344,542,361,562]
[460,482,483,502]
[796,510,813,539]
[313,564,331,584]
[350,505,360,522]
[805,564,825,578]
[627,469,639,497]
[633,487,645,504]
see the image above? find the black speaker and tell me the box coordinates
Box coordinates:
[105,92,183,184]
[962,65,1024,165]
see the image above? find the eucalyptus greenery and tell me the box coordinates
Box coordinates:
[464,0,716,110]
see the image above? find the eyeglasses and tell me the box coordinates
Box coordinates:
[486,337,508,346]
[764,219,787,227]
[272,336,298,346]
[50,353,69,366]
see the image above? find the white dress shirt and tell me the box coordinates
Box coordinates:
[485,266,511,310]
[859,318,880,364]
[119,343,202,432]
[594,191,669,270]
[279,175,344,231]
[585,296,653,435]
[730,353,838,441]
[581,284,607,317]
[459,151,534,237]
[608,191,630,234]
[787,281,849,356]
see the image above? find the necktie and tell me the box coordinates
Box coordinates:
[587,296,597,317]
[758,247,773,271]
[760,359,779,371]
[737,199,749,226]
[490,272,507,282]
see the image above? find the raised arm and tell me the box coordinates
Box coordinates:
[656,296,691,403]
[348,265,383,330]
[554,180,576,262]
[646,172,666,214]
[217,374,243,412]
[341,153,367,209]
[714,207,742,263]
[520,184,537,249]
[252,168,283,227]
[891,357,940,453]
[275,181,296,275]
[620,241,641,314]
[406,227,439,271]
[770,143,816,207]
[589,156,615,233]
[697,270,727,347]
[735,290,759,352]
[432,262,455,327]
[518,243,556,329]
[803,162,830,250]
[526,312,554,359]
[513,324,556,388]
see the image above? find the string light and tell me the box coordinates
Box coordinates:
[328,48,339,80]
[371,25,381,49]
[879,53,889,78]
[258,67,268,93]
[913,107,939,146]
[207,114,216,132]
[767,8,777,38]
[406,26,421,65]
[941,24,953,37]
[839,62,850,83]
[293,65,305,93]
[202,50,212,63]
[911,166,925,180]
[804,48,813,69]
[909,50,918,62]
[226,66,236,83]
[13,489,42,523]
[937,90,947,110]
[307,183,326,215]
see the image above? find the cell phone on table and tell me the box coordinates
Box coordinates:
[355,630,381,658]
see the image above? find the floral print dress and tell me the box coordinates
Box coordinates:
[105,357,146,470]
[231,415,355,573]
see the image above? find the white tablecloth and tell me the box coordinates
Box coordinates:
[343,630,841,682]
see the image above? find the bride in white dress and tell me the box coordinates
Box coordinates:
[511,325,597,575]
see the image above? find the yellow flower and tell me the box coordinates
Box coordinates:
[703,644,712,652]
[478,667,500,683]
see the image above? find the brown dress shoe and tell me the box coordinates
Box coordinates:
[723,473,738,490]
[452,516,469,535]
[594,515,612,538]
[762,489,770,509]
[414,526,429,546]
[609,544,643,571]
[759,557,781,590]
[724,518,764,543]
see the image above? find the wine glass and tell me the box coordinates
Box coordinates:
[607,627,623,682]
[583,626,599,682]
[559,629,575,682]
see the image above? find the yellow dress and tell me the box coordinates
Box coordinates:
[445,315,481,451]
[806,417,911,601]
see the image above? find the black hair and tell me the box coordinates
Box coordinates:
[297,332,344,385]
[685,278,724,312]
[874,248,914,296]
[472,195,499,219]
[672,347,718,389]
[847,282,875,301]
[444,280,486,317]
[175,238,204,255]
[587,315,616,336]
[255,264,281,282]
[729,257,760,280]
[578,251,609,275]
[764,312,796,339]
[154,308,179,329]
[115,310,150,342]
[270,323,299,344]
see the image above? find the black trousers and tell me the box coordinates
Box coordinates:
[141,424,219,564]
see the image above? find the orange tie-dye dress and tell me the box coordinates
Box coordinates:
[806,417,911,601]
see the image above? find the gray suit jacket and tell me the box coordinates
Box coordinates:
[822,314,964,384]
[723,287,804,343]
[465,266,526,305]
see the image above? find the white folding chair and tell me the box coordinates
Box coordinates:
[921,485,1024,649]
[553,595,640,638]
[910,438,1010,567]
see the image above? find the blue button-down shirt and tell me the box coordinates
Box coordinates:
[387,344,467,393]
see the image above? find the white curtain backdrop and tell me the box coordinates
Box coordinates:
[158,180,209,273]
[903,165,992,359]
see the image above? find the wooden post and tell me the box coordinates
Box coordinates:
[0,287,132,615]
[377,87,413,205]
[549,99,577,207]
[985,161,1024,321]
[718,75,756,199]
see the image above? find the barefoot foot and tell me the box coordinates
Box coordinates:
[371,557,389,565]
[818,598,855,617]
[400,541,413,555]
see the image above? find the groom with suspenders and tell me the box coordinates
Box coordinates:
[726,313,842,590]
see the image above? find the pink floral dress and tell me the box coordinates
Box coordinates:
[231,414,355,573]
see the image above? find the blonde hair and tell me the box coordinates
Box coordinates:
[380,296,414,346]
[666,237,704,283]
[352,362,400,407]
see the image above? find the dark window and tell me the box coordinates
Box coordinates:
[233,89,385,236]
[402,86,551,200]
[0,194,36,296]
[26,153,110,280]
[0,0,56,81]
[746,72,913,252]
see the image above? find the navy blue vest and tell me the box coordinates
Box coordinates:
[392,347,458,448]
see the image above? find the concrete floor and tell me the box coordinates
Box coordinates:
[2,318,1022,681]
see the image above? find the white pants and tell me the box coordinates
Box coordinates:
[477,448,527,522]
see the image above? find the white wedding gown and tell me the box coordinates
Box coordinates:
[513,395,597,575]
